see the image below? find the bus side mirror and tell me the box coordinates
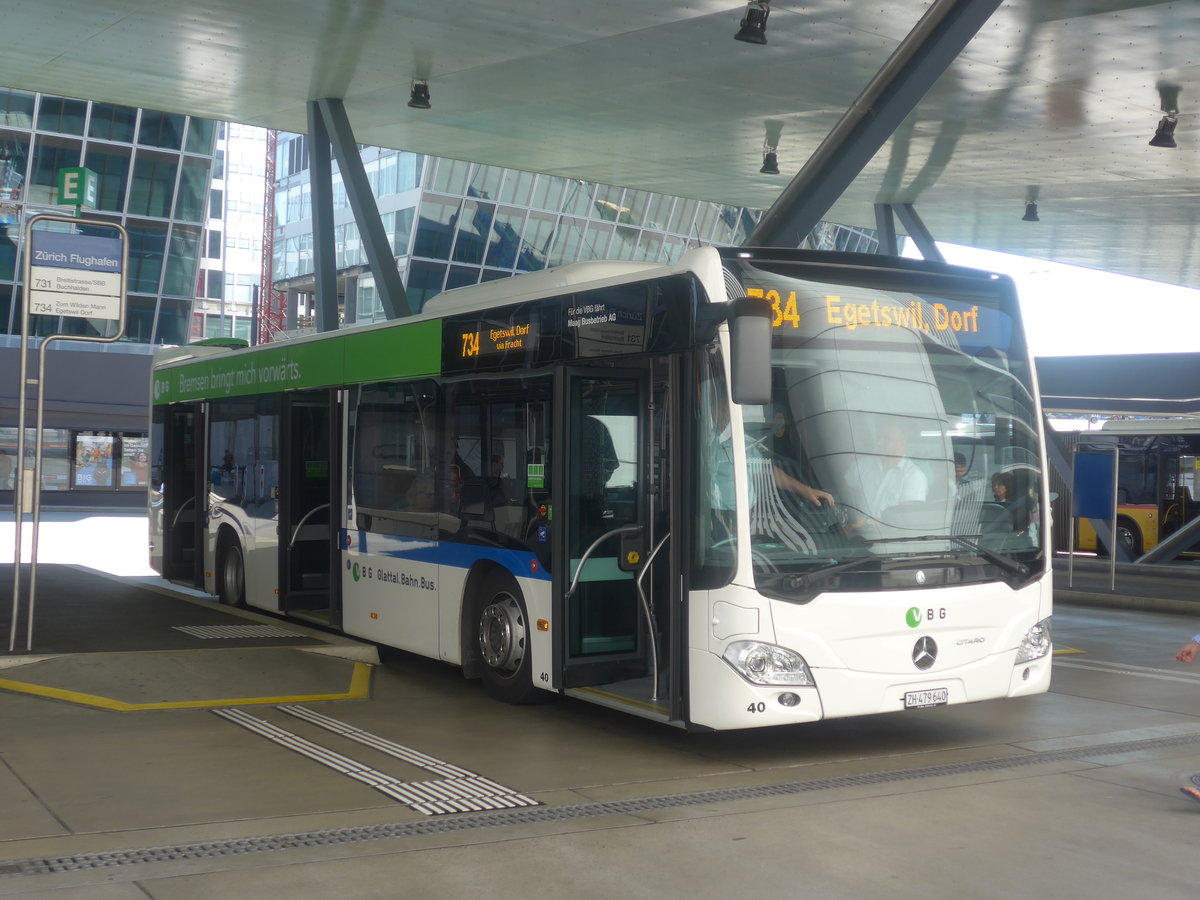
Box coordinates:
[728,297,772,405]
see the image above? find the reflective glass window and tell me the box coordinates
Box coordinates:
[446,265,479,290]
[122,295,157,343]
[128,151,178,218]
[430,158,471,195]
[154,297,192,345]
[184,118,215,155]
[530,175,565,211]
[546,216,585,267]
[125,220,168,293]
[29,135,82,205]
[392,207,415,256]
[174,156,210,222]
[0,130,30,204]
[486,206,525,270]
[498,169,534,207]
[83,143,131,212]
[0,90,35,128]
[138,110,185,150]
[406,260,446,309]
[452,199,493,265]
[413,195,460,259]
[0,222,17,283]
[163,224,202,297]
[88,103,136,142]
[516,210,556,272]
[560,180,593,216]
[36,97,87,136]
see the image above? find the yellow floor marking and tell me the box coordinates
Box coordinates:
[0,661,372,711]
[1054,646,1085,655]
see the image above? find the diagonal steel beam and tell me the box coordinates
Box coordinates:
[306,101,339,332]
[316,98,412,319]
[748,0,1002,248]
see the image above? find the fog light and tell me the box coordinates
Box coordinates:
[1022,667,1030,681]
[778,692,800,707]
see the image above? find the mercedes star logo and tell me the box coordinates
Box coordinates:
[913,636,937,670]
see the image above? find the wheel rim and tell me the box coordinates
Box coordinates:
[478,593,526,675]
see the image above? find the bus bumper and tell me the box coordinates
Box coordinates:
[687,645,1051,731]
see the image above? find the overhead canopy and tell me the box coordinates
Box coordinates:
[4,2,1200,288]
[1037,354,1200,417]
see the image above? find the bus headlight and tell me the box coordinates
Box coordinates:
[722,641,815,686]
[1015,617,1052,663]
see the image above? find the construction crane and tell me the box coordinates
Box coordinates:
[257,129,285,344]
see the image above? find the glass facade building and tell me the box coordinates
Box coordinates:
[271,135,767,330]
[0,88,217,502]
[0,87,217,345]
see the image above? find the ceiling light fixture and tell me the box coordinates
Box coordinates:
[735,1,770,45]
[1022,185,1039,222]
[1149,115,1177,148]
[1150,81,1180,148]
[408,80,431,110]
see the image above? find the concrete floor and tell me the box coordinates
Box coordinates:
[1,513,1200,898]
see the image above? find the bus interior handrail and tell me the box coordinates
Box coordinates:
[288,503,331,551]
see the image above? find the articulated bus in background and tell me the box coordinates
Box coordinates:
[149,246,1052,730]
[1073,419,1200,558]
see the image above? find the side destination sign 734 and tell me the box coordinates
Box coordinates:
[28,230,124,321]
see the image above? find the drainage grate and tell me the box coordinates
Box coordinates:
[171,625,307,640]
[5,730,1200,878]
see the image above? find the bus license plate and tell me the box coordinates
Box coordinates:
[904,688,949,709]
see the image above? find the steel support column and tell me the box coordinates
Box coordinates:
[316,97,411,319]
[748,0,1001,247]
[306,101,339,333]
[893,204,945,263]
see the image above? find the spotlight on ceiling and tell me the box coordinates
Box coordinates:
[760,149,779,175]
[407,80,431,110]
[1022,185,1040,222]
[735,2,770,44]
[1150,81,1180,148]
[1149,115,1177,148]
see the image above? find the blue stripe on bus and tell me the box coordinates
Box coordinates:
[342,529,552,581]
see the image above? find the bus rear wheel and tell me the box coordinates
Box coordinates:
[474,572,542,704]
[1116,519,1143,558]
[217,540,246,607]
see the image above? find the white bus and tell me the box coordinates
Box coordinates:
[150,246,1052,730]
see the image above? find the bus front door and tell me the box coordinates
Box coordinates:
[161,404,205,588]
[279,389,340,626]
[559,368,673,719]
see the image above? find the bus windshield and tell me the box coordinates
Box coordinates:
[727,257,1044,598]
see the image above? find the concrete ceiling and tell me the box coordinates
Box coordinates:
[3,1,1200,287]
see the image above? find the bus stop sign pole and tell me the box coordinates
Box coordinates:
[9,213,127,653]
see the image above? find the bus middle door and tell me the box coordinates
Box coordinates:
[558,368,666,715]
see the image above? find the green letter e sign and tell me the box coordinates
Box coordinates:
[58,167,98,210]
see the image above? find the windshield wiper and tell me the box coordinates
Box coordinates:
[946,535,1029,578]
[782,555,882,591]
[839,533,1030,578]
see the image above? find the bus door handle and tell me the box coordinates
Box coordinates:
[288,503,331,551]
[564,524,642,601]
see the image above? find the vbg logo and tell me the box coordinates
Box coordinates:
[352,562,361,582]
[907,606,947,627]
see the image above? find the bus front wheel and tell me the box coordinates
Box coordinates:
[474,572,542,704]
[217,540,246,607]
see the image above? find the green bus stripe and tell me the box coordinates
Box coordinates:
[152,320,442,404]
